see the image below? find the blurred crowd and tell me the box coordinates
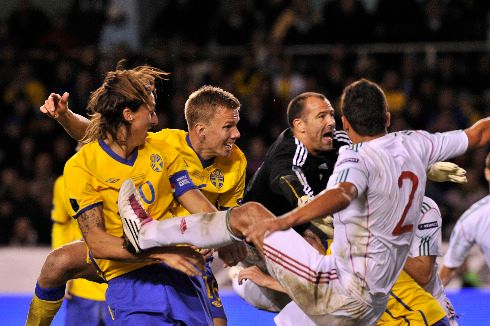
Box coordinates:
[0,0,488,246]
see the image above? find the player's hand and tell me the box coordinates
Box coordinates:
[427,162,467,184]
[40,92,70,119]
[311,215,334,239]
[238,266,271,286]
[218,242,248,267]
[151,246,205,277]
[243,217,289,255]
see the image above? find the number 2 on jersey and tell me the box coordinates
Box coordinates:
[392,171,419,236]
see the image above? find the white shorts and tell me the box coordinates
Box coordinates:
[263,229,387,325]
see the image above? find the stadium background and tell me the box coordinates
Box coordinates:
[0,0,488,324]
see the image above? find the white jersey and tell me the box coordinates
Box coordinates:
[327,130,468,296]
[444,194,490,269]
[410,196,456,321]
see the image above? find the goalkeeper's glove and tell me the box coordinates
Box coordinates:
[427,162,467,184]
[297,195,312,207]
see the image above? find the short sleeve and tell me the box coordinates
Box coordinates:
[415,130,468,166]
[327,147,368,195]
[410,199,442,257]
[443,220,474,268]
[51,175,70,224]
[63,160,102,219]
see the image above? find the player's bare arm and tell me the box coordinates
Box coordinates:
[439,265,458,286]
[465,117,490,149]
[238,266,287,294]
[243,182,356,252]
[39,92,90,140]
[404,256,436,287]
[177,188,218,214]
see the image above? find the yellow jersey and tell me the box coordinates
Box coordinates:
[63,138,187,280]
[51,175,107,301]
[378,270,446,325]
[147,129,246,215]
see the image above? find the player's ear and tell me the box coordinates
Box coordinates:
[293,118,305,133]
[484,167,490,183]
[341,116,349,131]
[123,108,133,122]
[385,112,391,129]
[195,123,206,139]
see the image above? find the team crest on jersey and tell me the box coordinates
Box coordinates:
[210,169,224,189]
[150,154,163,172]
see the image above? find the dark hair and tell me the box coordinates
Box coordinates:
[82,63,169,144]
[184,85,240,129]
[340,79,388,136]
[287,92,327,128]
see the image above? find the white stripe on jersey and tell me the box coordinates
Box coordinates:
[292,138,314,197]
[333,130,352,145]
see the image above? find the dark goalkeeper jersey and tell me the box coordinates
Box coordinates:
[243,128,351,216]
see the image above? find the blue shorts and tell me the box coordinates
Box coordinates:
[65,295,112,326]
[203,259,226,320]
[106,263,213,325]
[433,316,450,326]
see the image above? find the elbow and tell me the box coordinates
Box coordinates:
[417,269,433,287]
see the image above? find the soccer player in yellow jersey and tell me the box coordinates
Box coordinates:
[30,85,247,325]
[51,173,111,325]
[27,64,222,325]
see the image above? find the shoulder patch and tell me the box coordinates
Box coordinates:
[418,221,438,230]
[336,157,359,167]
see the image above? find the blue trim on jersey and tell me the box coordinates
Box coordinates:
[73,202,103,219]
[186,134,215,168]
[389,291,429,326]
[385,309,410,325]
[170,170,198,197]
[88,251,107,282]
[35,282,65,301]
[98,138,138,166]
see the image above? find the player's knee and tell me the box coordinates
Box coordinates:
[240,202,273,220]
[39,245,84,286]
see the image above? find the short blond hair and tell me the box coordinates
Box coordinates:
[184,85,240,129]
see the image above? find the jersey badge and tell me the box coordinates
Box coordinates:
[150,154,163,172]
[318,163,328,170]
[210,169,224,189]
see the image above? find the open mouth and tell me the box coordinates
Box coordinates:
[322,131,334,140]
[224,143,233,151]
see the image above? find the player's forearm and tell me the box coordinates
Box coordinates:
[403,256,435,287]
[465,117,490,149]
[440,265,458,286]
[56,109,90,141]
[86,231,152,261]
[178,189,218,214]
[279,183,355,228]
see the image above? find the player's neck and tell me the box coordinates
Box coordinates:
[188,132,215,160]
[348,130,386,144]
[104,133,136,159]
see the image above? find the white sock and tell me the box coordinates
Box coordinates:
[139,211,236,249]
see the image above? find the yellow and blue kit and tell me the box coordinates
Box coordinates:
[63,138,212,325]
[378,270,448,326]
[51,175,111,325]
[148,129,247,319]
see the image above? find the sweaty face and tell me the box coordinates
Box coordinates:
[130,93,158,146]
[301,97,336,152]
[203,106,240,157]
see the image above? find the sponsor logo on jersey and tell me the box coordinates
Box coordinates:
[210,169,224,189]
[418,221,439,230]
[318,163,328,170]
[69,198,79,212]
[180,217,187,234]
[150,154,163,172]
[336,158,359,167]
[105,178,120,183]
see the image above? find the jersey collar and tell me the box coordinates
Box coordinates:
[98,138,138,166]
[186,134,215,168]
